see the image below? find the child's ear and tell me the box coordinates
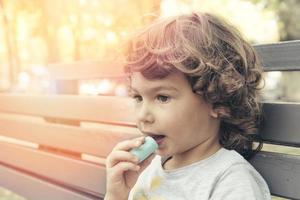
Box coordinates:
[210,107,228,119]
[210,109,219,118]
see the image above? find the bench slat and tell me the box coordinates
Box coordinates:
[0,94,135,126]
[0,165,98,200]
[46,41,300,79]
[48,60,124,80]
[260,102,300,146]
[0,142,106,197]
[46,40,300,79]
[0,116,140,157]
[250,151,300,199]
[254,40,300,71]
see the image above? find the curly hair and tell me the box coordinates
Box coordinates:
[123,12,264,160]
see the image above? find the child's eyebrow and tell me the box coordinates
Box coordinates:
[130,86,179,93]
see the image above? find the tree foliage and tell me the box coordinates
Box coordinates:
[248,0,300,40]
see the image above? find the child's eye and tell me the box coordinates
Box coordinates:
[132,95,143,102]
[156,95,170,103]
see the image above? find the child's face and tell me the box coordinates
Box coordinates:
[129,71,221,160]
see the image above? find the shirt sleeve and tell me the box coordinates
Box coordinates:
[209,163,271,200]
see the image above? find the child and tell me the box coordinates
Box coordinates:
[104,12,271,200]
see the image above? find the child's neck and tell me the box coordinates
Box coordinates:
[163,137,221,170]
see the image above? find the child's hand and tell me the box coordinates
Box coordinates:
[105,136,155,200]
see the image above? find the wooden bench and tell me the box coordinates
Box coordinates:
[0,40,300,200]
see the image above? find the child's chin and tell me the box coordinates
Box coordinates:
[156,149,171,157]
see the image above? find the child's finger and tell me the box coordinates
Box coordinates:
[110,161,140,177]
[106,150,139,168]
[113,136,145,151]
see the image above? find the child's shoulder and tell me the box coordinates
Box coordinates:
[217,148,263,179]
[211,148,271,199]
[212,148,263,178]
[207,148,270,200]
[204,148,249,170]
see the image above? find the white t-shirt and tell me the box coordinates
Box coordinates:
[129,148,271,200]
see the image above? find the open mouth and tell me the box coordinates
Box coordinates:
[150,134,165,144]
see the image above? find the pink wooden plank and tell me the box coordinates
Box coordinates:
[0,165,97,200]
[0,142,106,195]
[0,94,136,126]
[0,116,140,157]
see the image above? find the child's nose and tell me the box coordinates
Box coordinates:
[137,103,155,124]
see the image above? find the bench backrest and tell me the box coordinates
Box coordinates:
[250,40,300,199]
[0,40,300,200]
[0,60,138,200]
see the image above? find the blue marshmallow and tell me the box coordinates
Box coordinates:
[130,136,158,163]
